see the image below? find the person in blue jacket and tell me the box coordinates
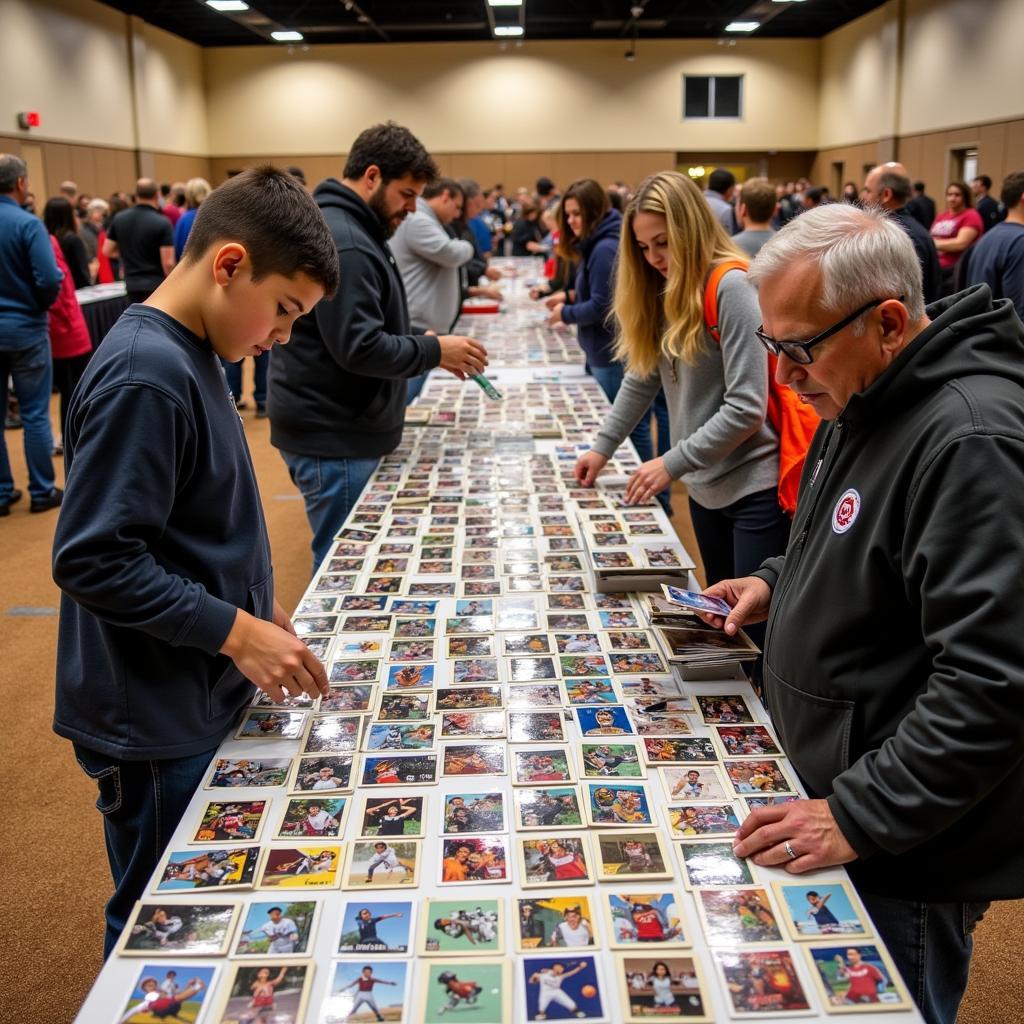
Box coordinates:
[545,178,663,492]
[51,166,337,957]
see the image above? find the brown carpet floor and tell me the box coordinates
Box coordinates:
[2,378,1019,1022]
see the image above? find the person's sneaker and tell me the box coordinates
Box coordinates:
[235,399,249,410]
[0,489,22,517]
[255,403,267,419]
[53,440,64,456]
[29,487,63,513]
[4,413,20,429]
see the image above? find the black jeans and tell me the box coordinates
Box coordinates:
[74,743,218,957]
[52,351,92,439]
[857,890,989,1024]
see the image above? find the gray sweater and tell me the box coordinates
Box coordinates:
[592,269,778,509]
[389,197,473,332]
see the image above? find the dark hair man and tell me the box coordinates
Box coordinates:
[967,169,1024,321]
[104,177,175,303]
[267,123,488,572]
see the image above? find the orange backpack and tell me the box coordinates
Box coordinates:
[703,260,820,517]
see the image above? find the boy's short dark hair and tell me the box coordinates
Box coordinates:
[343,122,438,185]
[1000,171,1024,209]
[183,165,339,297]
[973,174,992,190]
[422,177,463,201]
[536,176,556,197]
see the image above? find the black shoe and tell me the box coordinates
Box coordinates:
[255,403,267,419]
[4,414,21,430]
[235,399,248,410]
[29,487,63,513]
[0,489,23,517]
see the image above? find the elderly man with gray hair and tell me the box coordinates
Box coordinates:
[700,204,1024,1024]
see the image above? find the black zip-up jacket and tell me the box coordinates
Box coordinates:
[754,285,1024,901]
[268,180,441,458]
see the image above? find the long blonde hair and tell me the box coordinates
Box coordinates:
[612,171,748,377]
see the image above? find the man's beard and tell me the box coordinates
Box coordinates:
[368,185,404,238]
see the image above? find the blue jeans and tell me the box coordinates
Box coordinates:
[0,339,56,502]
[73,742,217,958]
[856,890,989,1024]
[406,371,428,405]
[280,449,380,573]
[221,351,268,405]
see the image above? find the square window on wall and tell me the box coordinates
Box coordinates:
[683,75,743,120]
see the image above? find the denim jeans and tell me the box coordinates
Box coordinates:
[856,890,989,1024]
[280,449,380,573]
[0,338,56,502]
[73,742,217,958]
[221,351,269,405]
[406,371,429,405]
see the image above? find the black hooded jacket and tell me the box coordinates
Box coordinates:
[754,285,1024,901]
[268,180,441,458]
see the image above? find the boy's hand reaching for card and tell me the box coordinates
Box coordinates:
[221,608,329,702]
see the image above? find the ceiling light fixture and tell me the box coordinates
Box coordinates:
[206,0,249,9]
[271,29,304,41]
[494,25,525,37]
[725,21,760,32]
[488,0,523,6]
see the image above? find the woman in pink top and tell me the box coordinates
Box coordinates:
[930,181,983,295]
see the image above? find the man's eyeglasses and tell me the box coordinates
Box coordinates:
[755,297,901,365]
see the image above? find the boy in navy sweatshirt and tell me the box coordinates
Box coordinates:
[52,166,338,955]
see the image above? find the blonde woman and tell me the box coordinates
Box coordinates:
[574,171,789,608]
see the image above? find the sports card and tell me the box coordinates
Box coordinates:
[517,833,595,888]
[337,899,414,955]
[678,841,756,889]
[153,846,259,894]
[360,753,439,787]
[439,835,510,884]
[593,831,671,880]
[232,899,319,957]
[234,709,307,741]
[579,741,645,778]
[603,892,690,949]
[204,757,291,789]
[343,839,422,890]
[357,794,426,838]
[695,887,785,946]
[516,895,599,952]
[615,953,713,1023]
[661,585,732,617]
[441,742,507,777]
[288,754,354,795]
[318,961,409,1024]
[117,901,239,957]
[667,803,742,840]
[804,943,911,1012]
[115,963,218,1024]
[275,795,349,840]
[212,962,313,1024]
[773,881,873,941]
[662,765,732,803]
[418,898,505,956]
[512,747,576,786]
[417,960,510,1024]
[442,791,507,834]
[257,846,342,890]
[521,954,606,1022]
[712,949,815,1017]
[190,800,267,845]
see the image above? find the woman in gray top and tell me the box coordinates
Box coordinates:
[574,172,790,632]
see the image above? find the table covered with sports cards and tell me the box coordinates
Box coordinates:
[75,260,923,1024]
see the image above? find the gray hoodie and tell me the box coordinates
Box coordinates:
[389,197,473,333]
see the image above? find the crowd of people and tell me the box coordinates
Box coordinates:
[1,120,1023,1024]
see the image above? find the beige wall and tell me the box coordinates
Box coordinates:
[901,0,1024,135]
[818,3,899,149]
[139,24,209,156]
[203,38,821,156]
[0,0,134,149]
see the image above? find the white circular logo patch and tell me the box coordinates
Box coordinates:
[832,489,861,534]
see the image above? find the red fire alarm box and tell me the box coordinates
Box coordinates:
[17,111,41,130]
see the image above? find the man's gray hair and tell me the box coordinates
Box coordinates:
[0,154,28,194]
[749,204,925,325]
[458,178,481,200]
[876,169,912,205]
